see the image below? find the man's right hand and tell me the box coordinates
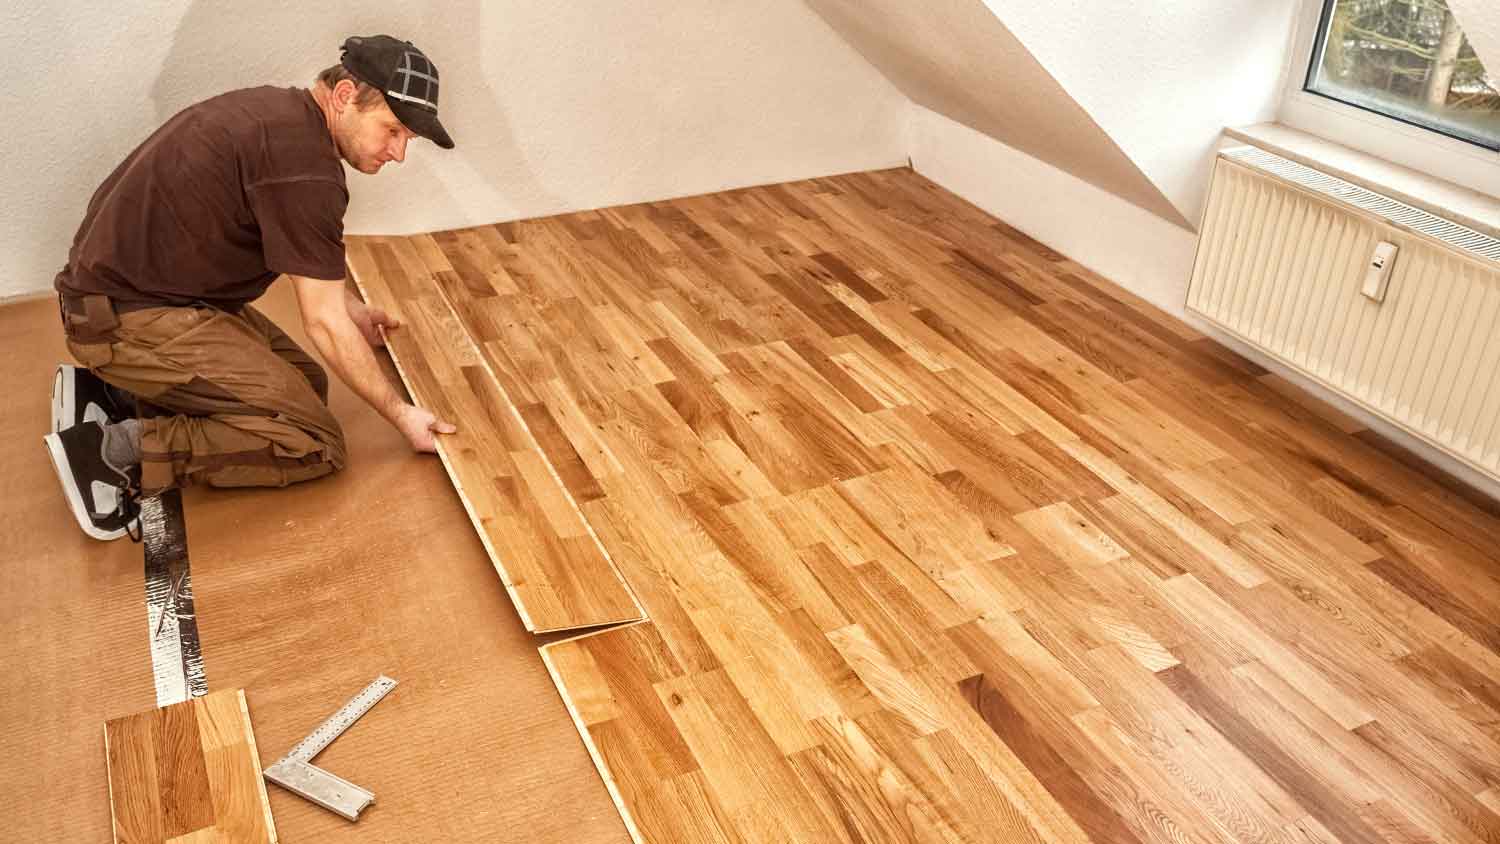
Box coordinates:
[292,276,457,455]
[394,403,457,453]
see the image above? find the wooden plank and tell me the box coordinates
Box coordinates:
[104,690,276,844]
[346,236,643,633]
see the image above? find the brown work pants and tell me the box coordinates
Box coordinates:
[62,296,346,495]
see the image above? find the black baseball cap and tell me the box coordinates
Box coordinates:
[339,35,454,149]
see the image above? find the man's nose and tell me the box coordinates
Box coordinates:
[390,135,408,163]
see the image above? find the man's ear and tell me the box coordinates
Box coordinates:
[331,78,359,112]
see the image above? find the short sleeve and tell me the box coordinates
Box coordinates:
[246,178,348,280]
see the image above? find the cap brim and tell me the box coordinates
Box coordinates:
[388,99,454,149]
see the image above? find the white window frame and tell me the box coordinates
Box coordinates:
[1278,0,1500,197]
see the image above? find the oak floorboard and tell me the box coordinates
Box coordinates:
[345,237,643,633]
[103,690,276,844]
[368,168,1500,843]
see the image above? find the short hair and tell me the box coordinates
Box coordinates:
[314,64,385,108]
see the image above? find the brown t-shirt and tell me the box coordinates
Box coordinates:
[55,86,349,311]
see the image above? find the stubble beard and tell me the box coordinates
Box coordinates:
[332,124,380,174]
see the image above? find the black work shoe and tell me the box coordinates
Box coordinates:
[43,421,142,541]
[51,364,132,434]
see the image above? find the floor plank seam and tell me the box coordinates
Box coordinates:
[346,255,645,635]
[429,273,646,632]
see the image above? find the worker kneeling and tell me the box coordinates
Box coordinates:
[45,35,457,541]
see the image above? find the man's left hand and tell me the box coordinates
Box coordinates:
[347,295,400,347]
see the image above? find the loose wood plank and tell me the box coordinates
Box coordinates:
[104,690,276,844]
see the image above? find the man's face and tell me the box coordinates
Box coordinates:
[332,86,417,174]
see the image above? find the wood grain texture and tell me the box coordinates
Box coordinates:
[104,690,276,844]
[366,168,1500,843]
[344,237,643,632]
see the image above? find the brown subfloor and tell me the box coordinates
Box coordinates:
[0,283,629,843]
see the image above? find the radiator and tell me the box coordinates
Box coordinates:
[1186,146,1500,480]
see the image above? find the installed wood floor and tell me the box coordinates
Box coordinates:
[352,167,1500,844]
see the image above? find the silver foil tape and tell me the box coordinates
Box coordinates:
[141,489,207,706]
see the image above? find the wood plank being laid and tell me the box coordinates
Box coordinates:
[345,236,643,633]
[103,689,276,844]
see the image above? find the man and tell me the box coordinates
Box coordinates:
[46,35,457,541]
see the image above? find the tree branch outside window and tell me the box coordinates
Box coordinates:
[1307,0,1499,150]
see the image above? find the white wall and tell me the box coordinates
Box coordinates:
[803,0,1186,228]
[985,0,1301,225]
[908,104,1199,316]
[0,0,907,299]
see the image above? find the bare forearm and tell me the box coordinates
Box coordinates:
[306,315,404,422]
[291,274,452,453]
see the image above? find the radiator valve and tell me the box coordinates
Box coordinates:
[1361,241,1398,302]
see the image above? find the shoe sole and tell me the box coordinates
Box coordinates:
[52,365,74,435]
[43,431,127,542]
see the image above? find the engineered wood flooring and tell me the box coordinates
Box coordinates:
[354,167,1500,843]
[103,689,276,843]
[345,241,643,632]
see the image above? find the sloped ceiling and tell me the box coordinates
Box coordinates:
[1447,0,1500,88]
[988,0,1301,229]
[803,0,1192,229]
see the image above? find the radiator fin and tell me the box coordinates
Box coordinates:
[1222,146,1500,262]
[1188,154,1500,480]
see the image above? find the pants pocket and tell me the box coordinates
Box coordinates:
[66,337,114,368]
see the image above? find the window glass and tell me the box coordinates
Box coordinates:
[1307,0,1499,150]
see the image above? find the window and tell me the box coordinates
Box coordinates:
[1306,0,1499,151]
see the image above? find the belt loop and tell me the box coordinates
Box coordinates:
[82,294,121,334]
